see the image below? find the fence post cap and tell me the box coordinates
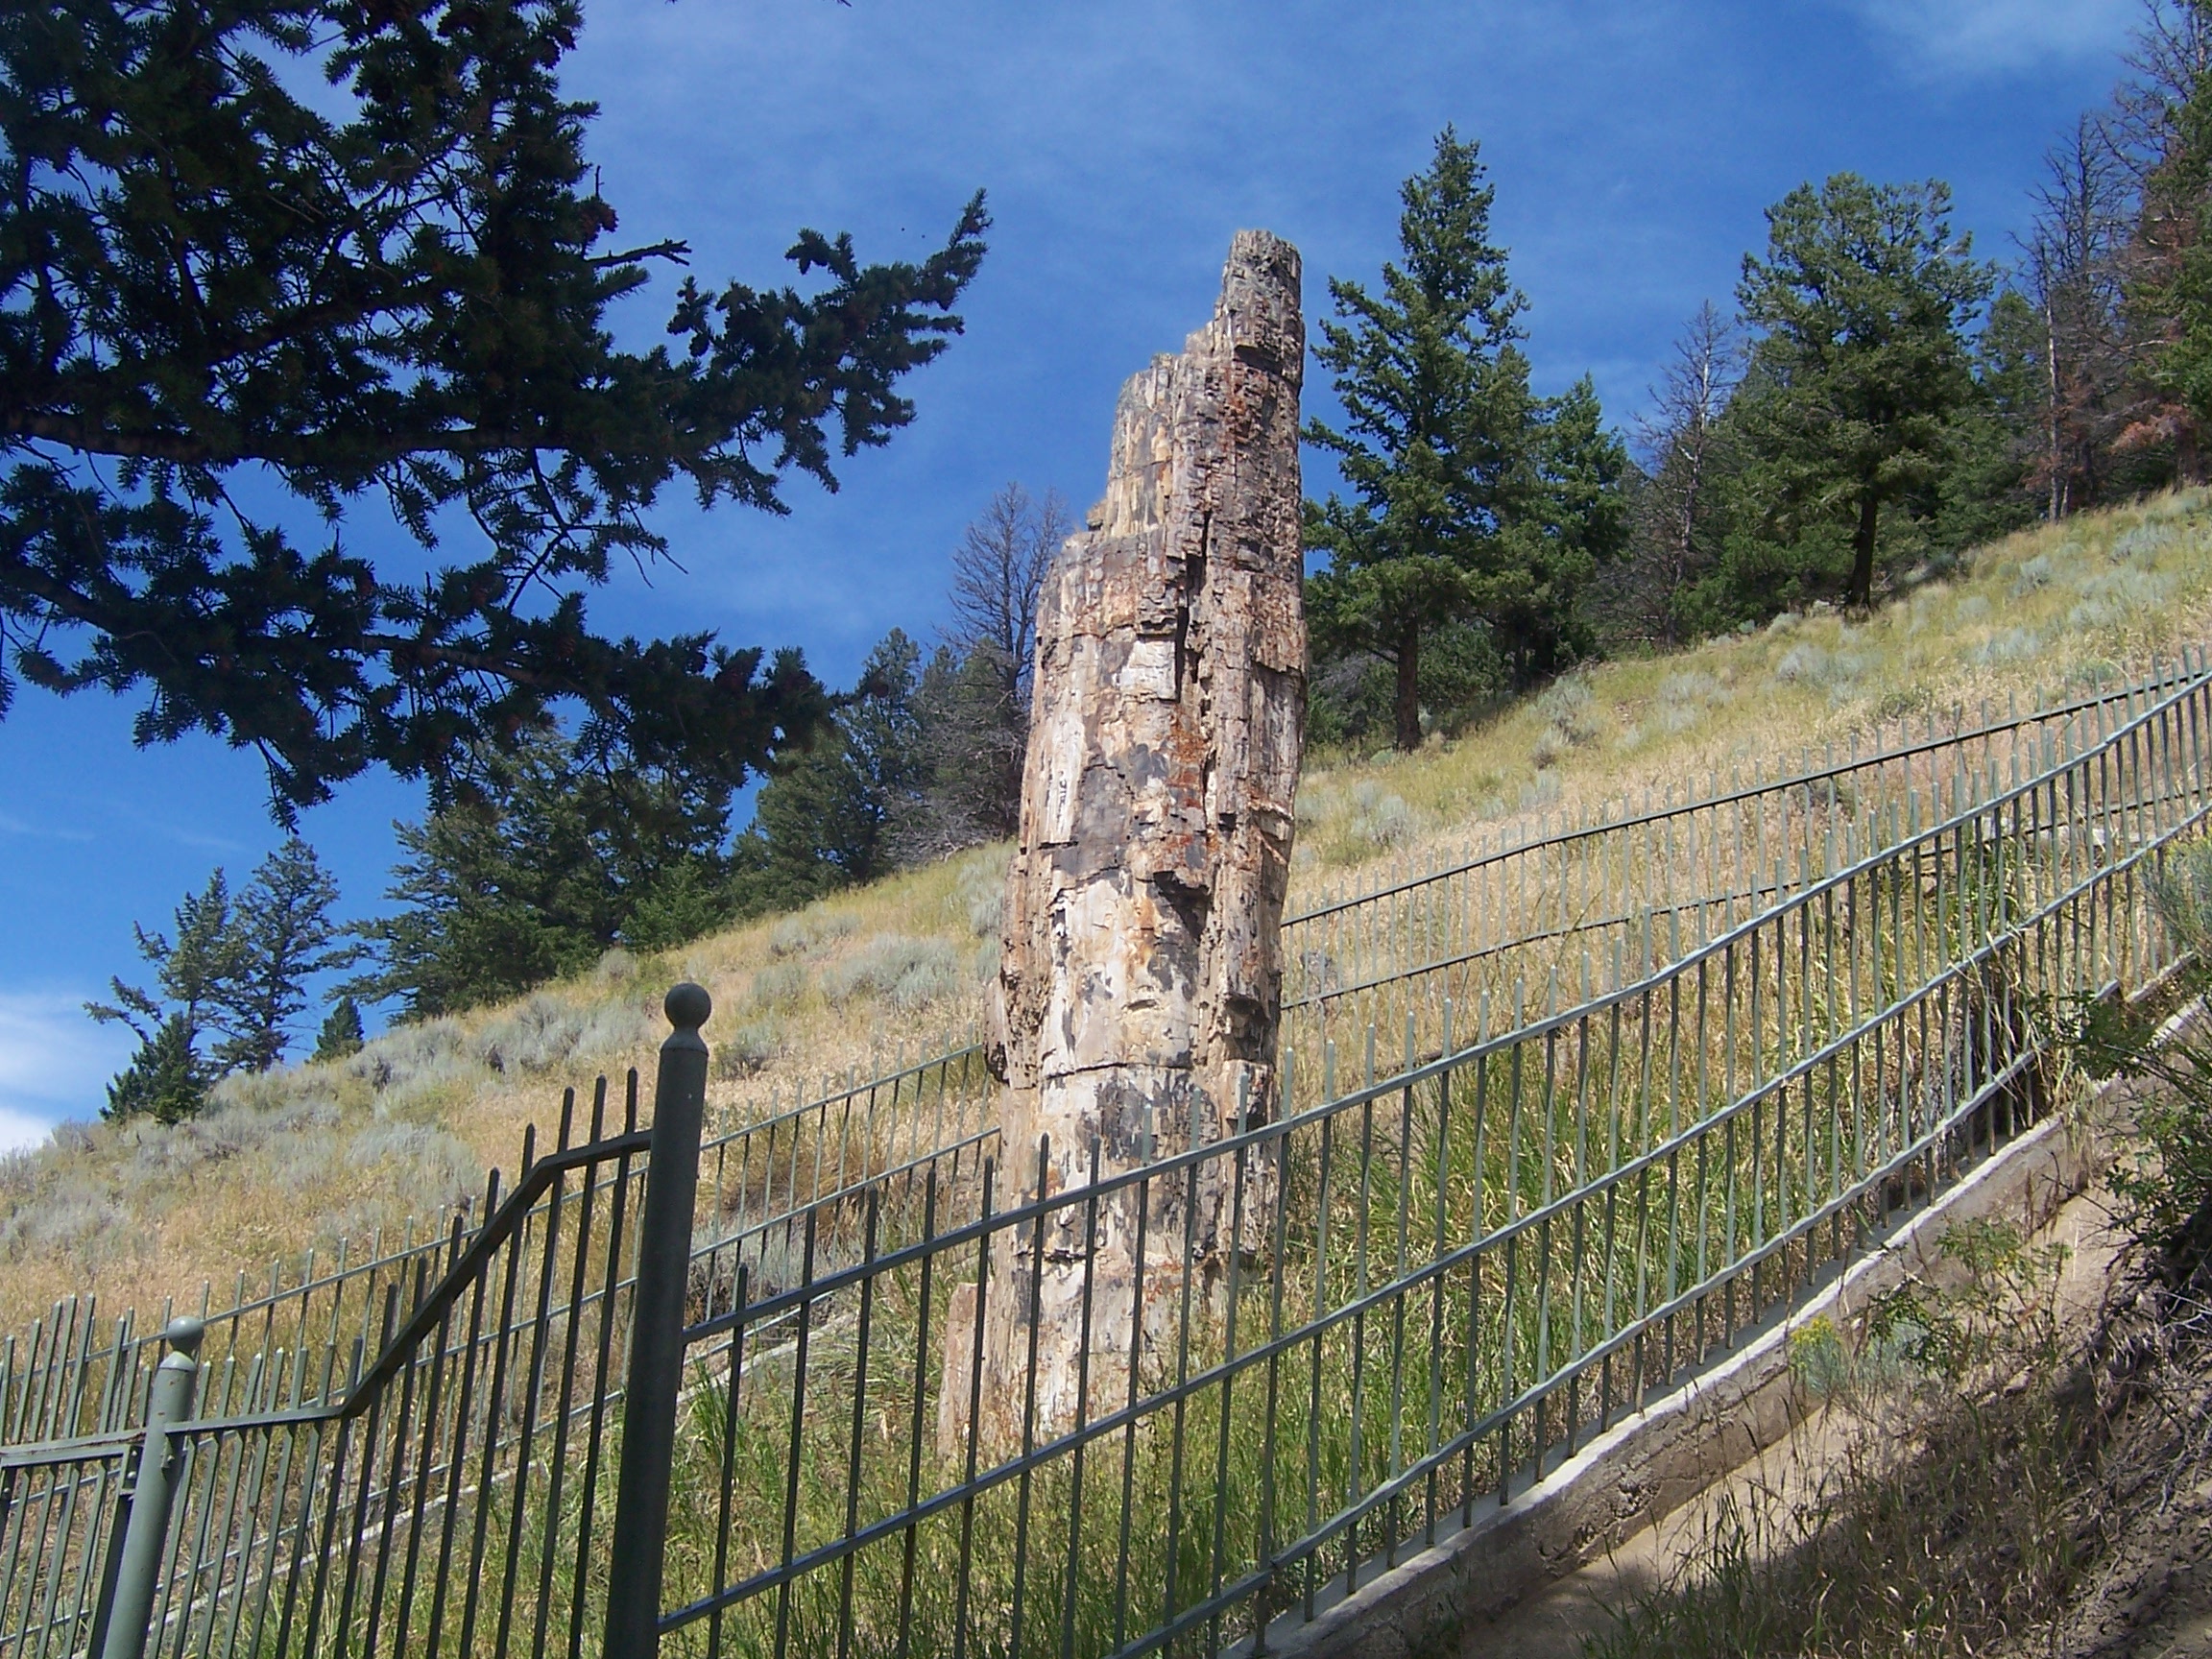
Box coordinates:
[664,982,712,1036]
[160,1316,204,1357]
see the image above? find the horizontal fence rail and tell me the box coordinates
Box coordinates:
[0,658,2207,1659]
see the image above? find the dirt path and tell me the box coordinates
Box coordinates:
[1451,1188,2136,1659]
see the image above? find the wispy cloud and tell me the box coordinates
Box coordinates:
[0,812,94,843]
[0,992,131,1145]
[1845,0,2137,76]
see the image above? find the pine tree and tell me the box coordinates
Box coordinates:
[212,841,356,1073]
[1730,175,1994,612]
[1305,129,1626,750]
[345,731,738,1019]
[313,998,365,1064]
[85,871,235,1072]
[104,1012,205,1125]
[748,631,926,902]
[87,839,355,1102]
[1,0,986,813]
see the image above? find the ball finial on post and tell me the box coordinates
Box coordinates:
[663,981,712,1037]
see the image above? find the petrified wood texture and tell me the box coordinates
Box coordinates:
[942,229,1305,1453]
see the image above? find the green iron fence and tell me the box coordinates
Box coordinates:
[0,657,2206,1659]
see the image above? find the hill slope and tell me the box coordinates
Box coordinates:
[7,493,2212,1339]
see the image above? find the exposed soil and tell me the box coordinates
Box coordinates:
[2018,1286,2212,1659]
[1453,1182,2212,1659]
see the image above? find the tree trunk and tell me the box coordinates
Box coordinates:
[1849,493,1879,612]
[2044,297,2063,521]
[940,230,1306,1457]
[1393,621,1421,751]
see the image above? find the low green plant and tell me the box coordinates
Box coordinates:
[2071,833,2212,1285]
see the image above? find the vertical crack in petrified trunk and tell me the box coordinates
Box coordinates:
[941,230,1305,1455]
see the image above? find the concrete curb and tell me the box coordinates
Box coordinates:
[1257,1057,2142,1659]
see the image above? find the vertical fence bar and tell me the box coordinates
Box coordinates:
[602,985,712,1659]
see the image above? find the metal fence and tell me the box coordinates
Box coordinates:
[0,658,2206,1659]
[1272,659,2210,1097]
[648,661,2210,1658]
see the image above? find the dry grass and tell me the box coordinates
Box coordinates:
[8,493,2212,1341]
[1297,491,2212,887]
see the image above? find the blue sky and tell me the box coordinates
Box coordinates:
[0,0,2145,1142]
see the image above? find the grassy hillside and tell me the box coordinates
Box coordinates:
[7,492,2212,1340]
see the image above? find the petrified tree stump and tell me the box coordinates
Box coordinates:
[939,230,1305,1455]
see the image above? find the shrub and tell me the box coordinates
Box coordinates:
[1654,669,1732,736]
[1974,625,2041,664]
[2070,835,2212,1284]
[2111,521,2182,564]
[951,852,1009,938]
[1771,640,1869,696]
[1343,782,1417,853]
[346,1018,469,1094]
[714,1018,783,1080]
[2011,551,2058,594]
[768,910,858,959]
[747,961,808,1008]
[476,994,645,1075]
[2067,565,2176,633]
[1530,674,1599,767]
[822,935,963,1011]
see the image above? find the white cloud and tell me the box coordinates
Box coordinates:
[1846,0,2137,75]
[0,992,132,1146]
[0,811,93,842]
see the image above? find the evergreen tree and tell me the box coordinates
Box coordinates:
[85,870,235,1075]
[1933,288,2047,556]
[1493,375,1630,685]
[87,839,351,1110]
[346,731,737,1020]
[313,998,366,1064]
[104,1013,205,1125]
[1727,175,1994,612]
[748,631,926,903]
[1305,129,1627,750]
[212,840,356,1073]
[1,0,986,813]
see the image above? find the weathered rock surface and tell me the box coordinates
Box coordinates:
[940,229,1306,1454]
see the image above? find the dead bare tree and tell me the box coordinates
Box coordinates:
[1623,301,1742,643]
[2026,116,2133,516]
[900,483,1073,857]
[948,481,1070,714]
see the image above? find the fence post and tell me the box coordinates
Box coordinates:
[95,1316,203,1659]
[604,982,712,1659]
